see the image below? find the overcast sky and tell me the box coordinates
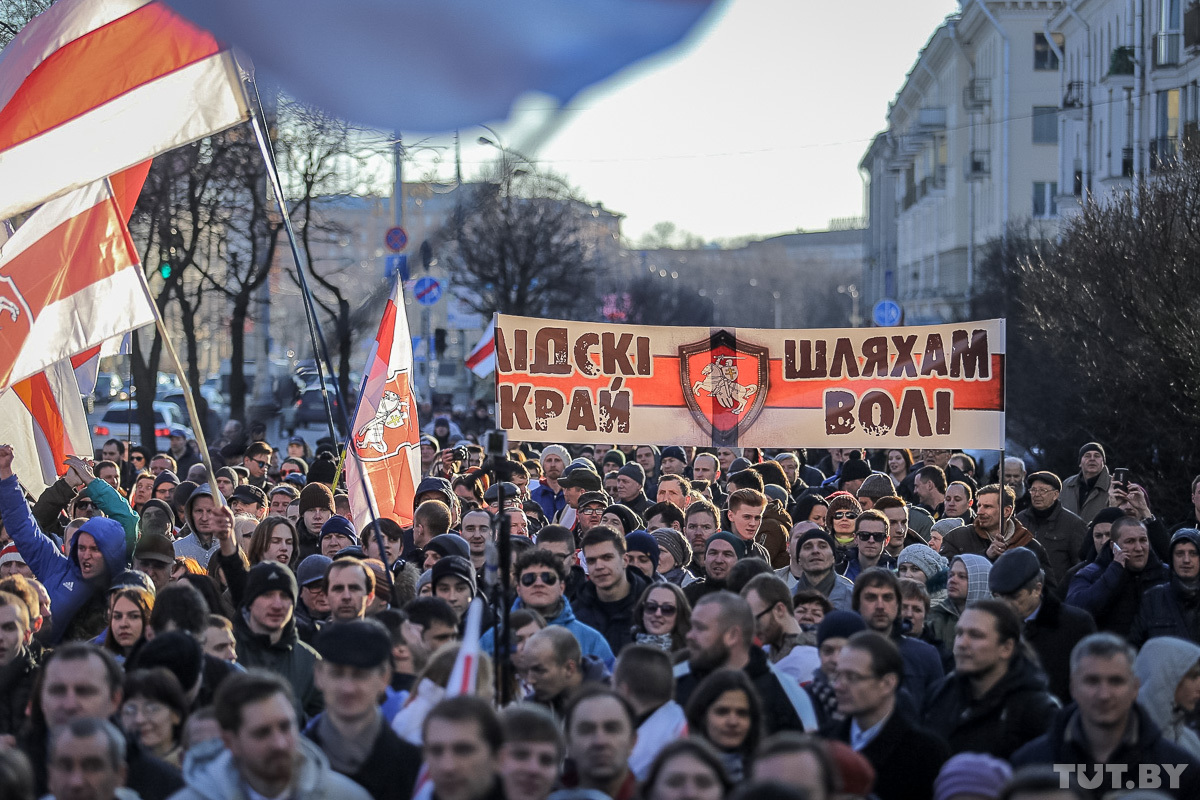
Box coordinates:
[443,0,960,243]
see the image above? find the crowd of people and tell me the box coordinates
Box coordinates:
[0,423,1197,800]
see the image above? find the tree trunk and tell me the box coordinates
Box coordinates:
[131,327,164,454]
[229,295,251,426]
[337,297,352,409]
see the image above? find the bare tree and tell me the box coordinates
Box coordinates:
[0,0,50,47]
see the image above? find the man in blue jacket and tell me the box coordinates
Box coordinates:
[481,547,613,666]
[0,446,128,642]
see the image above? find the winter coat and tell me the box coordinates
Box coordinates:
[0,645,36,736]
[1066,542,1169,638]
[1060,467,1111,525]
[758,500,792,568]
[895,633,944,712]
[826,709,950,800]
[1131,575,1200,646]
[1023,591,1096,702]
[1011,704,1200,799]
[0,474,128,642]
[480,596,614,666]
[168,736,372,800]
[1134,637,1200,759]
[837,547,897,582]
[922,655,1060,757]
[530,479,566,522]
[675,645,815,735]
[304,713,422,800]
[774,567,855,611]
[232,610,323,723]
[924,553,993,662]
[572,565,651,657]
[941,518,1054,583]
[1017,501,1087,586]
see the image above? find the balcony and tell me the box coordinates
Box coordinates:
[1188,5,1200,49]
[1155,32,1183,67]
[1109,46,1135,75]
[1063,81,1085,109]
[1122,147,1134,177]
[917,107,947,131]
[963,79,991,109]
[966,150,990,180]
[1150,137,1180,171]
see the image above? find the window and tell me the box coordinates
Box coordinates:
[1033,182,1058,217]
[1034,33,1063,70]
[1033,107,1059,143]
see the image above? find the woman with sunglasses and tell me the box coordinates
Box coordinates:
[632,582,691,654]
[684,669,763,782]
[824,492,862,558]
[838,509,896,582]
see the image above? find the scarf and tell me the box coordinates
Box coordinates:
[634,632,675,651]
[315,710,381,775]
[1029,501,1057,522]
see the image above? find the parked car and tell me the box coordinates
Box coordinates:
[90,401,191,454]
[93,372,127,403]
[287,387,346,434]
[158,387,229,438]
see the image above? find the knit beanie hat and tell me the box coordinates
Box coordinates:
[299,482,335,516]
[618,462,645,485]
[139,498,175,530]
[625,531,660,571]
[794,526,837,553]
[541,444,570,466]
[0,544,23,567]
[426,533,471,560]
[307,453,339,486]
[319,515,357,544]
[660,446,687,464]
[1078,441,1106,460]
[931,517,964,539]
[151,470,179,497]
[857,473,898,501]
[826,492,863,517]
[602,449,626,468]
[130,631,204,694]
[706,530,747,559]
[215,466,239,486]
[431,555,477,597]
[933,753,1011,800]
[652,528,692,569]
[1027,471,1063,492]
[817,610,866,645]
[602,504,642,534]
[416,569,433,595]
[242,561,298,608]
[897,544,949,581]
[840,451,873,482]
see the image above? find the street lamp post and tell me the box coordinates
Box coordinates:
[838,284,862,327]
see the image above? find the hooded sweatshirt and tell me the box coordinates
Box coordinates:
[1134,637,1200,759]
[173,486,221,568]
[924,553,992,659]
[480,596,615,666]
[0,474,127,642]
[170,736,372,800]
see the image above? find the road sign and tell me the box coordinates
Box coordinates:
[872,299,903,327]
[385,254,409,281]
[385,226,408,252]
[414,276,442,306]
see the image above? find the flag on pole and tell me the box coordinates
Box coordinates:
[0,179,156,393]
[347,280,421,527]
[465,318,495,378]
[0,0,252,220]
[71,333,132,397]
[446,598,484,697]
[0,359,91,497]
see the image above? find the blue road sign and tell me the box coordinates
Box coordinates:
[414,276,442,306]
[385,226,408,252]
[385,254,409,281]
[873,299,903,327]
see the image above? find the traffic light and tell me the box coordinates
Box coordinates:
[158,263,172,280]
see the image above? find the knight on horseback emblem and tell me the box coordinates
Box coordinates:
[692,355,758,415]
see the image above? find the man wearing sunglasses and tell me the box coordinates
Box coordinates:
[838,510,896,582]
[480,549,613,666]
[241,441,274,490]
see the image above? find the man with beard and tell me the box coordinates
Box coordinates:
[775,523,854,611]
[923,600,1058,758]
[1015,472,1087,588]
[530,445,568,522]
[941,485,1053,576]
[684,531,744,605]
[674,591,817,734]
[683,501,720,577]
[742,573,818,683]
[173,671,369,800]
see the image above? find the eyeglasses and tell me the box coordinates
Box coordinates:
[1028,485,1058,496]
[280,468,299,477]
[74,500,95,511]
[754,603,778,621]
[856,531,887,542]
[579,506,605,515]
[644,601,677,616]
[832,511,859,520]
[832,670,877,685]
[130,455,145,465]
[520,571,559,587]
[121,701,169,720]
[253,459,270,469]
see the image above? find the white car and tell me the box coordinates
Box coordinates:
[90,401,192,454]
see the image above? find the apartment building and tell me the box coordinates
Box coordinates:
[862,1,1065,324]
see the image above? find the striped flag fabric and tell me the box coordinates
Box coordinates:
[0,178,156,393]
[0,358,91,497]
[347,279,421,527]
[446,598,484,697]
[464,318,495,378]
[0,0,251,219]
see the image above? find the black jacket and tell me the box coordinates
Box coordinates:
[922,654,1060,757]
[826,709,950,800]
[0,646,36,737]
[1012,704,1200,799]
[1023,592,1096,702]
[572,566,650,657]
[676,646,810,735]
[1017,501,1088,587]
[305,714,423,800]
[1066,543,1169,638]
[233,610,323,723]
[1130,575,1200,646]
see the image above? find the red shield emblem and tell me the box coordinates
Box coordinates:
[353,370,419,462]
[0,275,33,388]
[679,330,769,445]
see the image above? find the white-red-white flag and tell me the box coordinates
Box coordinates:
[0,0,251,220]
[347,280,421,528]
[0,359,92,497]
[0,179,156,393]
[447,598,484,697]
[71,333,132,397]
[464,318,495,378]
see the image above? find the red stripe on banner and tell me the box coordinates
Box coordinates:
[0,3,219,151]
[110,160,152,223]
[12,372,69,476]
[457,654,474,695]
[465,336,494,369]
[70,346,101,369]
